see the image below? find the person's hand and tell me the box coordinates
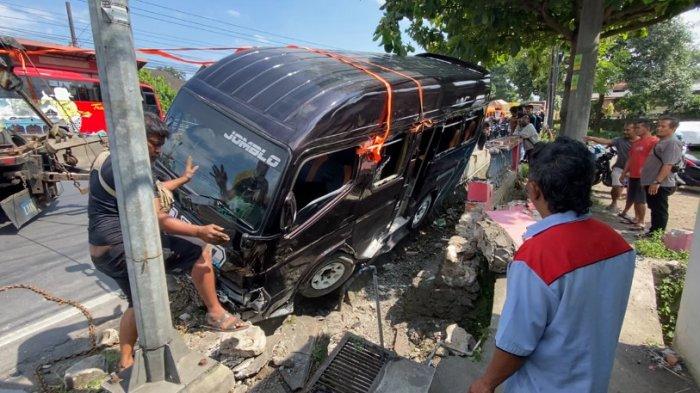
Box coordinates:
[468,378,495,393]
[182,155,199,181]
[619,172,628,184]
[210,164,228,193]
[649,183,660,195]
[197,224,230,245]
[583,136,592,143]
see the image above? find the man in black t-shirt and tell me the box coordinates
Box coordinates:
[88,113,251,372]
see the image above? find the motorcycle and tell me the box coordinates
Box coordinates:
[677,152,700,187]
[589,145,617,186]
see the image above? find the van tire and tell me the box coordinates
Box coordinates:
[299,254,355,298]
[410,193,434,229]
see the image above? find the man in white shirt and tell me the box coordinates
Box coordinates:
[514,114,539,161]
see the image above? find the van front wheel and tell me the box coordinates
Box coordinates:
[410,194,433,229]
[299,255,355,298]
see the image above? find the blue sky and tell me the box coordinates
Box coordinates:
[0,0,697,78]
[0,0,403,77]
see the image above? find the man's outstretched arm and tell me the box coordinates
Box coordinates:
[468,348,526,393]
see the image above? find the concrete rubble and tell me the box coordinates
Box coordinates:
[444,324,474,355]
[220,326,267,358]
[63,353,107,390]
[97,328,120,348]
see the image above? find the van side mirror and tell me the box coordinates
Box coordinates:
[280,192,297,232]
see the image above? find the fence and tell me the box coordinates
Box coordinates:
[485,136,521,188]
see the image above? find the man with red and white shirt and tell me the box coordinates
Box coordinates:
[619,119,658,231]
[468,137,635,392]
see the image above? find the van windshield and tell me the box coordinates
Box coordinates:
[161,90,287,230]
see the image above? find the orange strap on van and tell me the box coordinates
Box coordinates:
[345,57,433,133]
[294,46,393,163]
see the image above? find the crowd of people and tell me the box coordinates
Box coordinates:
[585,116,684,237]
[482,104,550,161]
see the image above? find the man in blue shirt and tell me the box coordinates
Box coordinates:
[469,137,635,393]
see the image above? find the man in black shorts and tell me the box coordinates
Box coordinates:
[88,113,249,371]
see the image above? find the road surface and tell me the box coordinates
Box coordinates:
[0,182,126,385]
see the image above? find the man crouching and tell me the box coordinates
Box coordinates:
[88,113,250,371]
[469,137,635,392]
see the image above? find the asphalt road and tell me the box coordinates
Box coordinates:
[0,182,126,383]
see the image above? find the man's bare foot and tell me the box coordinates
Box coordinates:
[118,358,134,372]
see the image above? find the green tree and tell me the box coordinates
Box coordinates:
[156,66,186,81]
[591,37,626,130]
[138,68,176,112]
[374,0,699,138]
[617,19,699,115]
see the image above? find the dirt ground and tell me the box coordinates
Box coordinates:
[591,183,699,235]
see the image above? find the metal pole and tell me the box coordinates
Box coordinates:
[65,2,78,47]
[87,0,187,390]
[545,45,559,130]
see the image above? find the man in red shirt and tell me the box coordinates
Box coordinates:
[619,119,658,230]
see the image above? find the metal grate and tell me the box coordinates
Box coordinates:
[306,334,393,393]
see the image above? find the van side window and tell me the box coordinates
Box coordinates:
[293,147,357,222]
[462,116,479,143]
[374,137,408,184]
[436,118,464,153]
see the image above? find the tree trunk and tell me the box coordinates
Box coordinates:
[592,93,605,132]
[562,0,604,140]
[559,40,576,133]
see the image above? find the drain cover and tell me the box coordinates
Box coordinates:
[304,333,434,393]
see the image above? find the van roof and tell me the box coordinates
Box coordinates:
[184,47,490,148]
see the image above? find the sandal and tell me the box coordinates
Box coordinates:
[629,223,645,231]
[617,213,633,223]
[205,312,251,332]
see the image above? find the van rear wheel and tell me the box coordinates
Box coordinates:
[300,255,355,298]
[410,194,433,229]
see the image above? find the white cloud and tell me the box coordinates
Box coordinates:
[253,34,271,44]
[0,4,55,30]
[227,9,241,18]
[376,0,386,5]
[679,8,700,46]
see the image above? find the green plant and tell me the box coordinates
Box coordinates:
[518,163,529,181]
[656,265,686,344]
[635,230,689,262]
[138,68,177,112]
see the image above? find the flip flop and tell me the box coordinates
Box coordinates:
[629,224,645,231]
[205,312,251,332]
[617,213,634,223]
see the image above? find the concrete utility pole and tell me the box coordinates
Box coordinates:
[65,1,78,47]
[87,1,233,392]
[562,0,604,140]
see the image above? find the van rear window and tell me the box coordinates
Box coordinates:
[161,90,288,230]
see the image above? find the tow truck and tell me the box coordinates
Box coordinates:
[0,53,105,228]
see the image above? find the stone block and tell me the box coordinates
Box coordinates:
[220,326,267,358]
[63,354,107,390]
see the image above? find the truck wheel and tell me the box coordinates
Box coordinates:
[299,254,355,298]
[410,194,433,229]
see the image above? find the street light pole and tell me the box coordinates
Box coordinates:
[87,1,233,392]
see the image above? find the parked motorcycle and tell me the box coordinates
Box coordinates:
[589,144,617,186]
[677,152,700,187]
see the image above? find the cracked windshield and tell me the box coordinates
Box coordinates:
[161,90,287,230]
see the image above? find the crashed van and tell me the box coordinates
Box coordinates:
[155,47,490,321]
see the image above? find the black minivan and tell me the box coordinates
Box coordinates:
[156,47,490,321]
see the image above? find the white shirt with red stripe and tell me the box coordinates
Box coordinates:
[496,211,635,392]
